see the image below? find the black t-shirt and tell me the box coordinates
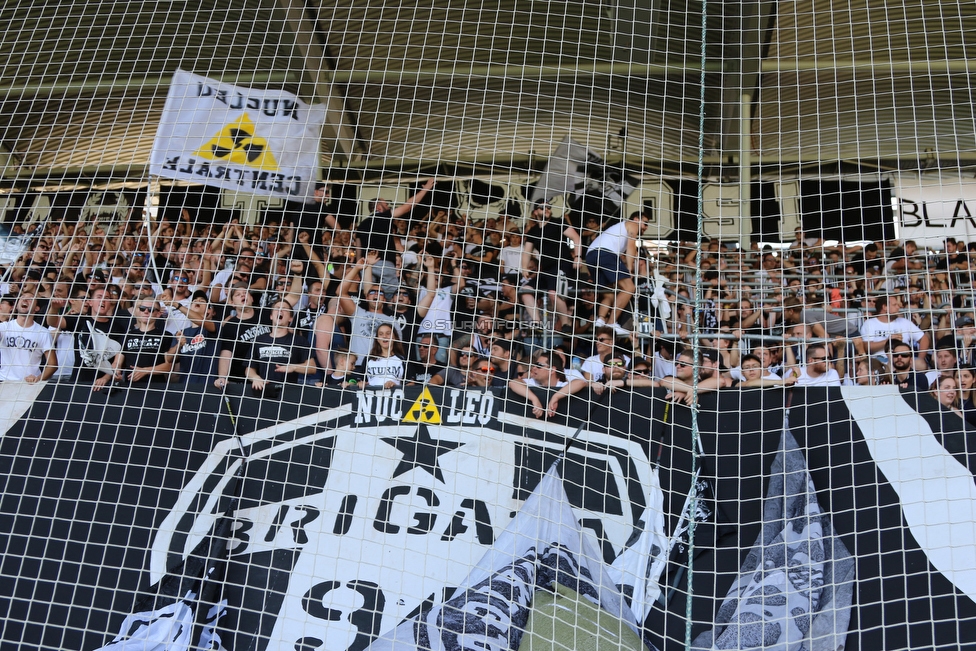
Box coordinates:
[896,370,929,394]
[293,303,326,381]
[62,313,127,381]
[177,324,220,384]
[219,311,273,380]
[295,302,326,334]
[357,212,397,262]
[324,369,363,387]
[120,322,173,381]
[525,218,573,272]
[248,331,312,384]
[404,359,445,385]
[392,305,420,357]
[453,290,480,333]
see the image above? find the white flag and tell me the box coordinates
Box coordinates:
[149,69,325,202]
[531,136,594,203]
[367,462,645,651]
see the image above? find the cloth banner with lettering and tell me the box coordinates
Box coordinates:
[530,135,637,208]
[149,69,325,201]
[367,461,648,651]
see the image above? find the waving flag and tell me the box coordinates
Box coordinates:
[150,69,325,202]
[367,461,648,651]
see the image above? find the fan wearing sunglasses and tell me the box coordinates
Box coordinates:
[120,298,173,384]
[889,340,927,392]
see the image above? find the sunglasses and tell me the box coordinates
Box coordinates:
[137,306,153,313]
[478,366,495,373]
[173,276,190,283]
[605,360,625,367]
[459,351,474,357]
[892,352,913,358]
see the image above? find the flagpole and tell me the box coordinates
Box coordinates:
[140,179,167,291]
[561,423,586,457]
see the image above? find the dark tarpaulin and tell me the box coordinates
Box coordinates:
[645,388,786,650]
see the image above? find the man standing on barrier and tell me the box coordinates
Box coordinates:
[585,210,651,337]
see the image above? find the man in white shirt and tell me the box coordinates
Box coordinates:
[729,343,782,382]
[585,211,650,335]
[793,344,841,387]
[508,350,572,418]
[0,291,57,383]
[855,294,929,358]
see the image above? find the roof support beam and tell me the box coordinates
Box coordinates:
[2,59,969,102]
[275,0,360,166]
[0,72,295,100]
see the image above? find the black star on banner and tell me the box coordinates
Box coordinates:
[381,424,463,483]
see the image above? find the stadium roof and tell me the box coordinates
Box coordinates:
[1,0,974,190]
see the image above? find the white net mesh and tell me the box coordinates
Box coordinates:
[2,2,976,651]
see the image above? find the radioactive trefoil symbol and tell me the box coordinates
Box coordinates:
[195,113,279,171]
[402,387,442,424]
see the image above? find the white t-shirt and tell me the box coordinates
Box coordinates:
[0,319,54,381]
[417,286,454,336]
[210,268,235,301]
[859,316,924,347]
[164,298,194,335]
[498,245,529,275]
[652,352,676,381]
[795,367,841,387]
[581,352,632,382]
[525,377,568,389]
[348,307,399,365]
[730,366,781,382]
[588,222,629,255]
[365,355,405,387]
[50,326,74,378]
[564,367,587,383]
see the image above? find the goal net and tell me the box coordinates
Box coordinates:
[1,1,975,651]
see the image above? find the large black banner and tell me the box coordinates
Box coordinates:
[0,383,659,651]
[2,383,974,650]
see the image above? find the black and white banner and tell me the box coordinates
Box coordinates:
[149,69,325,201]
[531,135,637,208]
[789,387,976,651]
[3,383,976,651]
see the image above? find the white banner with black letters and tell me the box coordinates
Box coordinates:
[893,174,976,246]
[149,69,325,202]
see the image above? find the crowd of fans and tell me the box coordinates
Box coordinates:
[1,180,975,424]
